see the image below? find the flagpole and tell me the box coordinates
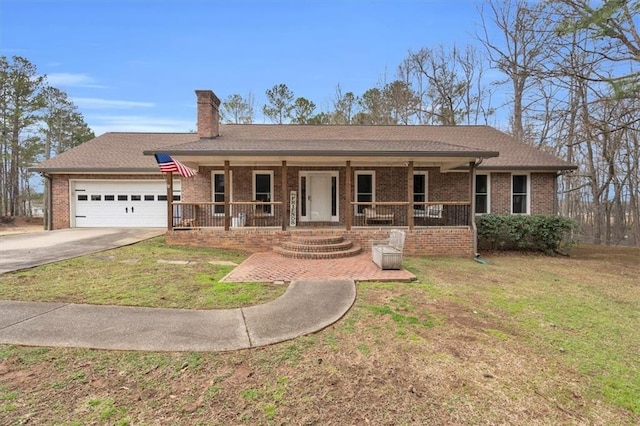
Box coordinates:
[166,172,173,230]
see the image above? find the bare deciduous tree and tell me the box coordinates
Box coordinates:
[478,0,554,141]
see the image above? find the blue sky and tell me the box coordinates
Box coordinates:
[2,0,493,135]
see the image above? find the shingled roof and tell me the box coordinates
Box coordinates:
[31,133,197,172]
[31,124,575,173]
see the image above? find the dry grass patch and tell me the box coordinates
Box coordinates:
[1,243,638,424]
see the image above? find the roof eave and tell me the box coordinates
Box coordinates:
[28,167,160,174]
[477,165,578,171]
[143,149,500,158]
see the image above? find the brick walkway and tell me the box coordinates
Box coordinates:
[221,252,416,283]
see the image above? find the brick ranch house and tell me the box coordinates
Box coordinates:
[31,89,576,257]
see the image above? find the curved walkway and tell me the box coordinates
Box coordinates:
[0,279,356,352]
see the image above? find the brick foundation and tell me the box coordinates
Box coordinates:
[166,227,475,257]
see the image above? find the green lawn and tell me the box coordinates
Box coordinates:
[0,242,638,424]
[0,237,285,309]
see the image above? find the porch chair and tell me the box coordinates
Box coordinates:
[414,204,445,226]
[371,229,406,270]
[364,206,395,225]
[250,202,271,227]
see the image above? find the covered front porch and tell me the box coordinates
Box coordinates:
[164,159,479,257]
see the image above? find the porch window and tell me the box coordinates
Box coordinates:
[512,174,529,214]
[413,172,428,210]
[253,171,274,214]
[211,171,232,215]
[475,174,489,214]
[355,171,375,214]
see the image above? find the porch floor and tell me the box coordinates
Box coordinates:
[221,252,416,283]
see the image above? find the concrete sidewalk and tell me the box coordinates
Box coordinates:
[0,279,356,352]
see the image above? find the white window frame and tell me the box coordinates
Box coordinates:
[511,173,530,214]
[211,171,232,216]
[475,173,490,215]
[354,170,375,215]
[253,170,274,216]
[412,171,428,213]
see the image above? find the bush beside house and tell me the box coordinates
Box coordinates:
[477,214,578,254]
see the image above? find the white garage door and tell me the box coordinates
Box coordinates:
[72,180,181,228]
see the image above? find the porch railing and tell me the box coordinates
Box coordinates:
[171,200,470,230]
[351,202,471,228]
[172,201,283,229]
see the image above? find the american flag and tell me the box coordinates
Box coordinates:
[154,153,197,177]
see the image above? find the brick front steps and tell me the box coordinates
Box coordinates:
[274,235,362,259]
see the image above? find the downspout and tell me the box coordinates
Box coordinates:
[41,173,52,231]
[554,171,560,215]
[471,158,484,258]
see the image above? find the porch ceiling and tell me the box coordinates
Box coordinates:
[174,155,483,169]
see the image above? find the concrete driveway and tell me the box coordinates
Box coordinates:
[0,228,165,274]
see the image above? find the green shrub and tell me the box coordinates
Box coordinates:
[476,214,578,254]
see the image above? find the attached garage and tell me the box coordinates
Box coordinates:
[29,133,197,230]
[71,180,181,228]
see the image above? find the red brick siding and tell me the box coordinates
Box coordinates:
[490,172,512,214]
[531,173,557,214]
[182,166,473,218]
[51,176,70,229]
[182,168,212,202]
[166,227,474,257]
[489,172,557,215]
[429,169,471,202]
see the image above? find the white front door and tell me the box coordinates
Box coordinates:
[309,174,332,221]
[300,171,338,222]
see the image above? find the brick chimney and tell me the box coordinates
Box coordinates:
[195,90,221,139]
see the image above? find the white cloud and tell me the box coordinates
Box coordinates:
[46,72,106,88]
[73,97,155,109]
[88,115,194,135]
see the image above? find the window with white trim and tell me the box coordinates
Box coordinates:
[253,171,274,214]
[413,171,428,211]
[355,171,375,214]
[211,171,232,215]
[512,174,529,214]
[475,174,489,214]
